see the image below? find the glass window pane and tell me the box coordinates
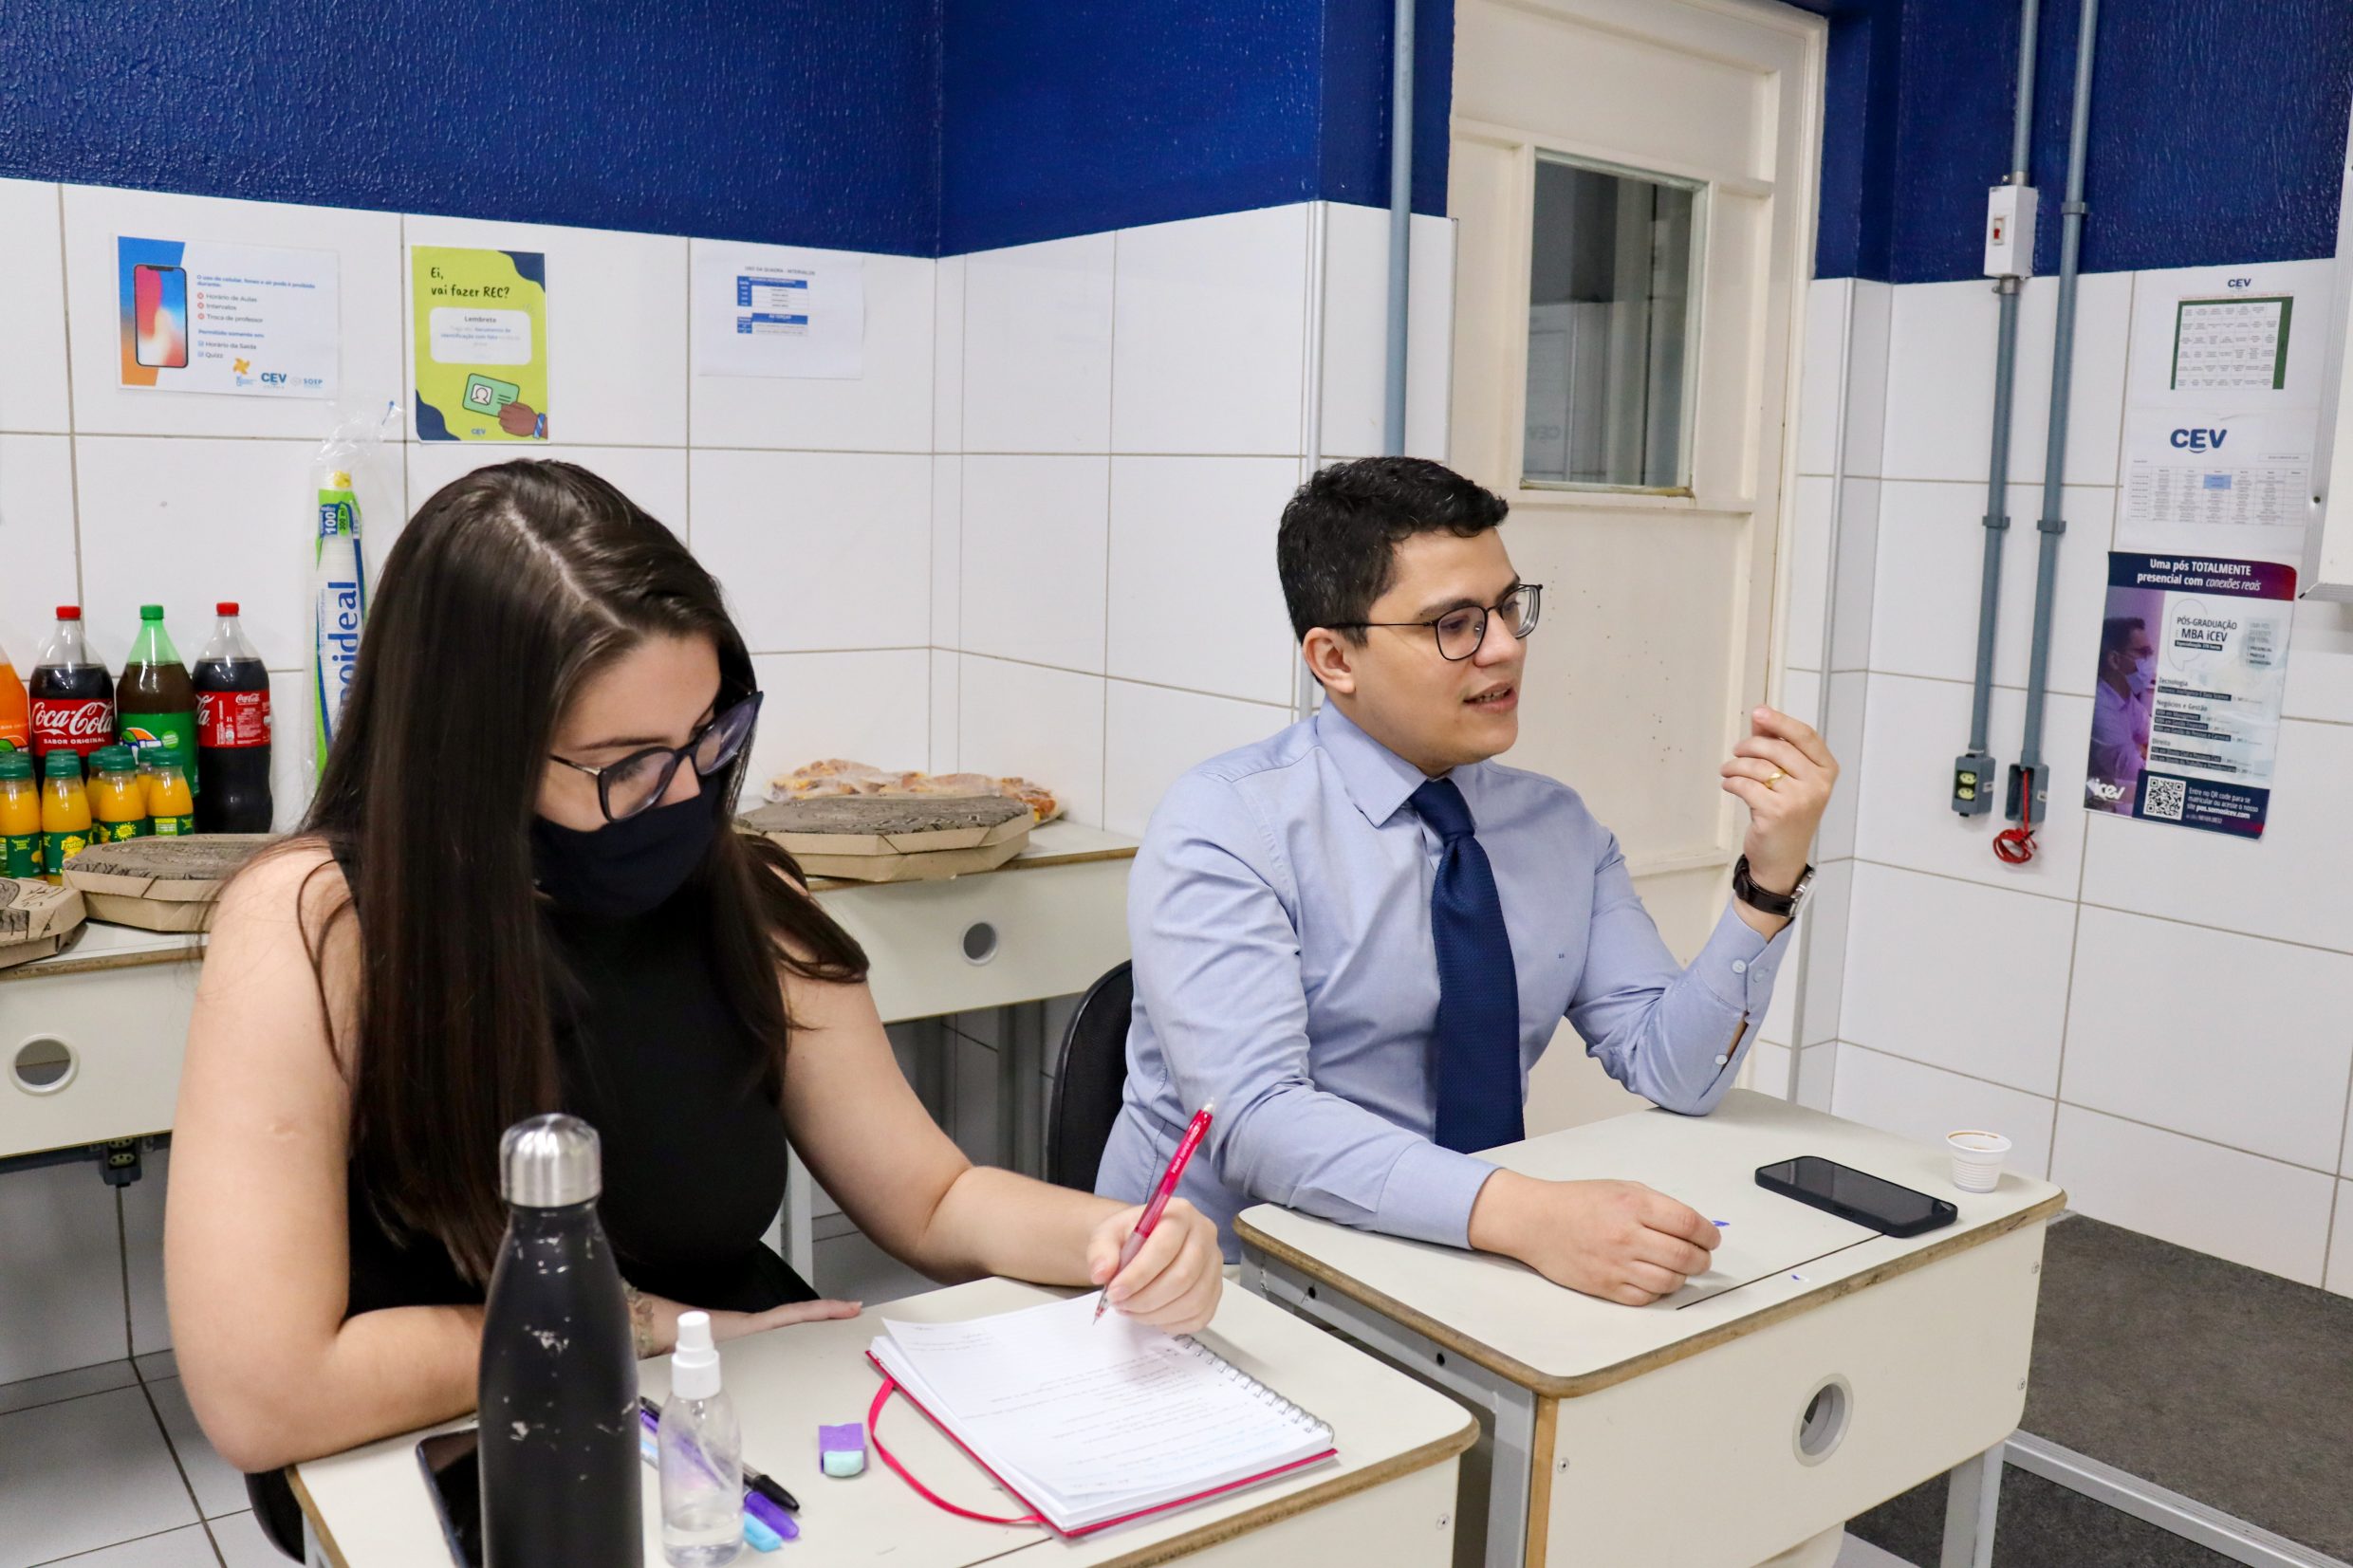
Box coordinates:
[1523,157,1698,490]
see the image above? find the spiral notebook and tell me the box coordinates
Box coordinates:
[867,1292,1337,1535]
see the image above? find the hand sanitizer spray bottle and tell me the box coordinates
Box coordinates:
[659,1312,743,1566]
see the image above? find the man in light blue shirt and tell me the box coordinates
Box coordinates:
[1098,457,1839,1304]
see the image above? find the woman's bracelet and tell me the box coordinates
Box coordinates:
[621,1282,656,1358]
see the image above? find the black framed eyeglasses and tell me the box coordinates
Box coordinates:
[547,692,763,823]
[1334,583,1544,662]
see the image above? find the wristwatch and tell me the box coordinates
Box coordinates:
[1732,855,1813,918]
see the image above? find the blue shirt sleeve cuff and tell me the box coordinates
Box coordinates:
[1690,901,1791,1017]
[1375,1139,1499,1249]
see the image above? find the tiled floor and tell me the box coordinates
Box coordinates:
[0,1352,287,1568]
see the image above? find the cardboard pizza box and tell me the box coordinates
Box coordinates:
[0,878,87,949]
[738,796,1031,883]
[61,835,274,932]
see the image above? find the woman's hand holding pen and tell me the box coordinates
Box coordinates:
[1084,1199,1222,1335]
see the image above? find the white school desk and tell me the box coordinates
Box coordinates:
[288,1276,1478,1568]
[1234,1091,2066,1568]
[0,821,1138,1276]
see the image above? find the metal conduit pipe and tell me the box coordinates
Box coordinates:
[2004,0,2100,862]
[1383,0,1416,457]
[1955,0,2042,819]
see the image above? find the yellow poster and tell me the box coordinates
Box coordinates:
[411,246,548,441]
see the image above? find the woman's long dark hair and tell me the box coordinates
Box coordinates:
[294,460,866,1282]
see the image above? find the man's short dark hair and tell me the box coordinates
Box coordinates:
[1276,458,1510,641]
[2100,616,2146,659]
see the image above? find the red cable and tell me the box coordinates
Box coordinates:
[1993,768,2037,863]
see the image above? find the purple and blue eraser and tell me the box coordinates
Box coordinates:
[820,1422,866,1478]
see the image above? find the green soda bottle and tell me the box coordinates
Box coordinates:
[118,606,198,790]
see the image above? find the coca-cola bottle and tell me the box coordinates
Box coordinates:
[28,608,114,766]
[194,603,273,834]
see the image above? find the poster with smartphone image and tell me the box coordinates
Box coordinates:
[2085,551,2293,838]
[411,246,549,441]
[116,236,339,397]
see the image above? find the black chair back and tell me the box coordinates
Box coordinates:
[1046,962,1135,1193]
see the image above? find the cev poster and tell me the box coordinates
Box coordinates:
[115,236,339,397]
[412,247,549,440]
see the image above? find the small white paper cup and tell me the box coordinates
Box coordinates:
[1946,1130,2010,1192]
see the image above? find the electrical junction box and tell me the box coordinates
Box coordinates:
[1983,184,2037,279]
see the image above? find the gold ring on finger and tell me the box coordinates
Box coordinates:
[1762,766,1787,790]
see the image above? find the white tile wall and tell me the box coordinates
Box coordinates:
[687,245,934,453]
[2328,1188,2352,1298]
[2060,906,2353,1171]
[1853,674,2094,897]
[0,434,80,665]
[961,234,1116,454]
[1104,455,1300,706]
[1113,206,1309,457]
[1876,271,2131,487]
[1791,261,2353,1288]
[1840,861,2074,1095]
[0,180,70,434]
[690,449,930,653]
[2050,1103,2336,1285]
[1866,481,2113,697]
[959,455,1110,673]
[120,1149,169,1358]
[1317,206,1455,461]
[2080,719,2353,953]
[1102,680,1289,839]
[957,655,1107,827]
[747,650,932,785]
[1832,1042,2057,1181]
[401,213,687,449]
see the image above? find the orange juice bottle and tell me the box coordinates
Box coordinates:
[89,746,149,843]
[0,636,28,754]
[0,751,40,878]
[40,751,92,882]
[144,755,195,837]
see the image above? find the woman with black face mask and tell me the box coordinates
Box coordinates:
[162,461,1222,1553]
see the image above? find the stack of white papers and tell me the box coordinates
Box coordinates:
[871,1292,1336,1534]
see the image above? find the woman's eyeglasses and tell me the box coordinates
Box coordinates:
[547,692,763,823]
[1332,583,1544,662]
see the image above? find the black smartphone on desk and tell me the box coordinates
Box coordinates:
[417,1429,483,1568]
[1756,1156,1956,1238]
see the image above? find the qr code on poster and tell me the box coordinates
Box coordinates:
[2142,776,2187,821]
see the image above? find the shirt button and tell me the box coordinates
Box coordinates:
[1732,959,1748,975]
[1715,1055,1731,1067]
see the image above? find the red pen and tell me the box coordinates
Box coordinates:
[1094,1101,1214,1324]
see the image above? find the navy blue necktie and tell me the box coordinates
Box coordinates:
[1412,778,1525,1153]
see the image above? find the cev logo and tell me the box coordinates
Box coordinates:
[260,372,287,385]
[2226,277,2253,289]
[2170,429,2229,451]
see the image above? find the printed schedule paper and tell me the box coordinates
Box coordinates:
[871,1292,1334,1533]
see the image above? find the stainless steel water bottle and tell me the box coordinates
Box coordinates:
[478,1115,641,1566]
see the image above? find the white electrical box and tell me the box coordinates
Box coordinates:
[1983,183,2037,279]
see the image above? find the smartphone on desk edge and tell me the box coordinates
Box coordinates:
[1755,1155,1957,1239]
[417,1428,484,1568]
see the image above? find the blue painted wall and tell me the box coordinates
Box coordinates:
[1805,0,2353,284]
[0,0,942,255]
[2,0,1449,259]
[939,1,1451,255]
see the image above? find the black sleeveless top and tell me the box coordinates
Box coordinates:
[245,851,821,1556]
[336,843,817,1318]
